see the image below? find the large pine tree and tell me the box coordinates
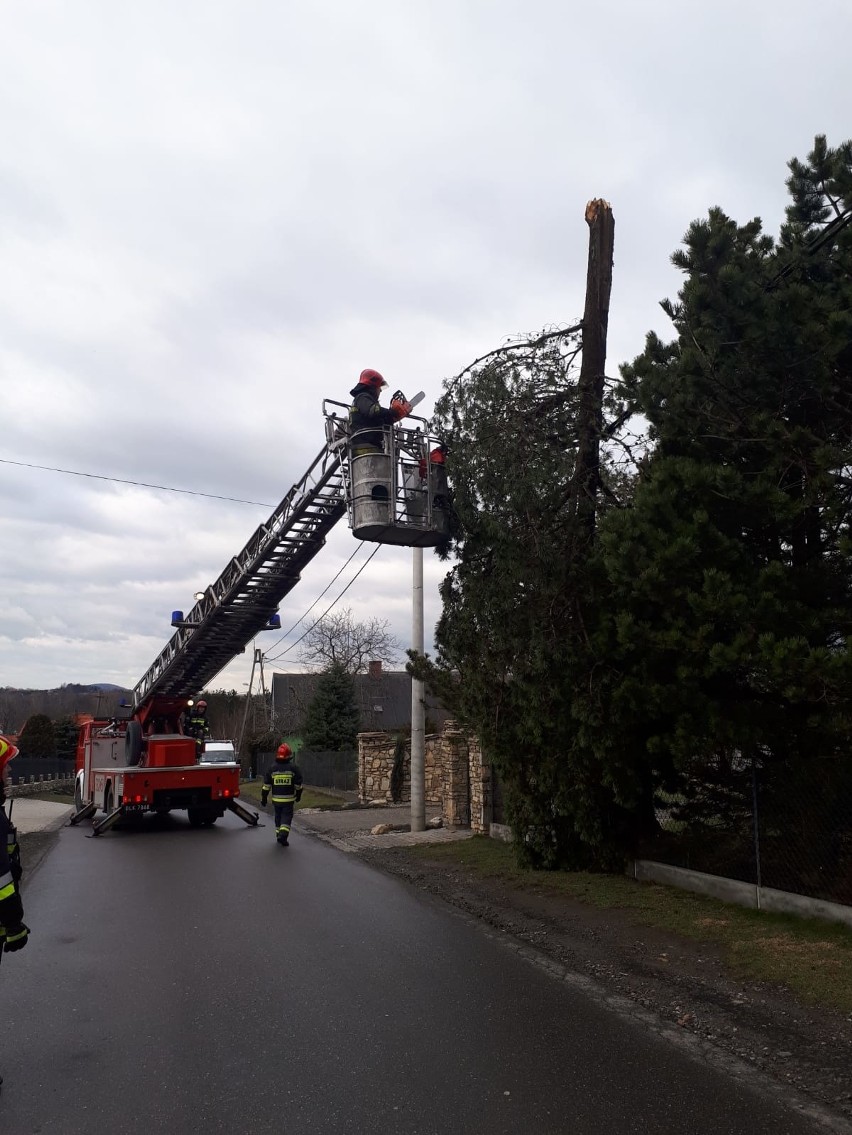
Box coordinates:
[596,135,852,836]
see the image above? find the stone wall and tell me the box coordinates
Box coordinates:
[8,775,74,799]
[357,721,496,834]
[358,732,442,806]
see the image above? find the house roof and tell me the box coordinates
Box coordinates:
[271,669,451,734]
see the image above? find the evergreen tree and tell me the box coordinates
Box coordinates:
[18,713,57,758]
[418,332,634,868]
[53,715,79,760]
[596,135,852,832]
[301,664,359,752]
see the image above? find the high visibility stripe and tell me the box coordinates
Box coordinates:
[272,795,295,803]
[0,870,15,901]
[5,926,26,945]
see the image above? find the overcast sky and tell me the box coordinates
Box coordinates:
[1,0,849,694]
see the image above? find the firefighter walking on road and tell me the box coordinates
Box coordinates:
[1,736,30,1093]
[261,744,303,846]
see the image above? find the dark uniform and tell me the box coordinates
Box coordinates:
[0,807,25,958]
[261,747,303,846]
[349,380,399,452]
[184,707,211,752]
[1,739,30,1092]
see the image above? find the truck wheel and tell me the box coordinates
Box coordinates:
[125,721,143,766]
[188,806,218,828]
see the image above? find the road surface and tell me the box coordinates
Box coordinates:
[0,811,833,1134]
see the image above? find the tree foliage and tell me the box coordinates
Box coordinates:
[53,715,79,760]
[417,135,852,871]
[417,330,634,868]
[18,713,57,758]
[297,607,400,673]
[596,134,852,815]
[301,663,360,751]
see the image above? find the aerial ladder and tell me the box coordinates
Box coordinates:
[70,400,448,835]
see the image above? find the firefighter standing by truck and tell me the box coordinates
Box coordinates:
[261,744,303,846]
[0,736,29,1093]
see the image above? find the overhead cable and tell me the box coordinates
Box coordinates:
[265,545,382,664]
[0,457,274,508]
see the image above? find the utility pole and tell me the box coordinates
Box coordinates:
[237,648,263,778]
[573,198,615,537]
[410,546,426,832]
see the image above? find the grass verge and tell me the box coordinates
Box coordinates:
[404,836,852,1013]
[238,780,345,811]
[12,791,75,805]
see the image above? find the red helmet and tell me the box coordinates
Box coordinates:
[277,743,292,759]
[359,368,386,390]
[0,735,19,775]
[196,700,208,710]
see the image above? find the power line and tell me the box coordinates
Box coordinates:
[0,457,275,508]
[266,545,382,664]
[262,542,370,654]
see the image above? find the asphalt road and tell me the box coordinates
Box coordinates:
[0,812,832,1135]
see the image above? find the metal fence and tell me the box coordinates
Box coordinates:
[296,750,358,793]
[248,750,358,792]
[636,755,852,907]
[9,757,76,784]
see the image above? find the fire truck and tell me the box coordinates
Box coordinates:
[70,397,448,836]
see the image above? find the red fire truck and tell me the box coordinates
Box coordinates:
[72,705,255,835]
[69,398,447,836]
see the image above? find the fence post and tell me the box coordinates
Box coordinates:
[751,754,762,909]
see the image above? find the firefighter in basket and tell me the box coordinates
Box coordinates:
[184,699,212,755]
[348,369,412,455]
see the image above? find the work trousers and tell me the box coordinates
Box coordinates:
[273,801,294,843]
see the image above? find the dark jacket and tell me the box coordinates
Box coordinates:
[349,382,396,450]
[262,759,304,804]
[185,712,211,741]
[0,805,24,930]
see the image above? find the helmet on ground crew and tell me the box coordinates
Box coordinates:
[276,743,292,760]
[0,735,19,777]
[196,700,208,710]
[359,368,386,390]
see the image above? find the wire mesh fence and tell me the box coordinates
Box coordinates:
[636,754,852,906]
[249,750,357,793]
[296,750,358,793]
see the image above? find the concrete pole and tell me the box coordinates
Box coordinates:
[410,545,426,832]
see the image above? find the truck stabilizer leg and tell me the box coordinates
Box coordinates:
[227,798,260,826]
[91,805,126,837]
[69,800,97,826]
